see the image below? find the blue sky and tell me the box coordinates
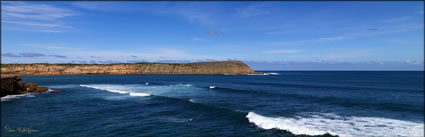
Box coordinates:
[1,1,424,70]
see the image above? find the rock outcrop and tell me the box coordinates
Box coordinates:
[0,75,49,97]
[1,61,258,75]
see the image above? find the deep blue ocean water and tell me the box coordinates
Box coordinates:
[1,71,424,137]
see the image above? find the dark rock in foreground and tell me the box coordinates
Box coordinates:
[1,75,49,97]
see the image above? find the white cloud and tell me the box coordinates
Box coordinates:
[2,20,65,28]
[264,50,301,54]
[2,2,76,20]
[2,2,77,32]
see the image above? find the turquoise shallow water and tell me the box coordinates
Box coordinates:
[1,71,424,137]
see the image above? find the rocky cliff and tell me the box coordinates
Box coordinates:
[1,61,257,75]
[1,75,49,97]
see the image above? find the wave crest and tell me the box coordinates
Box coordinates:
[129,92,150,97]
[80,84,128,94]
[246,112,424,137]
[1,93,36,102]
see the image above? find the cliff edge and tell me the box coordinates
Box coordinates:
[1,61,258,75]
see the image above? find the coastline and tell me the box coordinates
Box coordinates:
[0,75,52,97]
[1,61,260,76]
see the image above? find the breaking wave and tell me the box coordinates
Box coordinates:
[246,72,280,75]
[129,92,151,97]
[1,93,36,102]
[80,84,148,95]
[246,112,424,137]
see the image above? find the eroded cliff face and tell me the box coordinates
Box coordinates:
[1,61,257,75]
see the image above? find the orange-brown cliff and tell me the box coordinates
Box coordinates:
[1,61,258,75]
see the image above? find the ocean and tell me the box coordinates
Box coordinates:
[1,71,424,137]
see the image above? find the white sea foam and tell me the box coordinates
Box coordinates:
[209,86,216,89]
[246,112,424,137]
[80,84,129,94]
[246,72,279,75]
[266,72,280,75]
[129,92,150,97]
[177,84,192,87]
[1,93,36,101]
[80,84,203,98]
[1,88,58,101]
[81,84,152,97]
[246,74,265,75]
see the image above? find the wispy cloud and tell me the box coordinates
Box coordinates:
[2,2,76,20]
[236,3,270,18]
[71,2,217,25]
[321,51,373,60]
[72,2,118,11]
[45,46,82,50]
[2,2,77,32]
[245,60,423,71]
[48,55,67,58]
[1,53,21,57]
[382,16,412,23]
[2,20,66,28]
[60,48,225,61]
[2,52,67,58]
[318,36,348,42]
[265,21,422,47]
[19,52,46,58]
[262,40,310,46]
[347,23,423,37]
[368,28,379,31]
[20,43,83,50]
[175,8,215,25]
[263,36,349,47]
[264,50,301,54]
[192,38,207,42]
[208,30,220,35]
[2,52,45,58]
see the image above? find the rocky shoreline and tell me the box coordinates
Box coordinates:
[1,75,52,98]
[0,61,258,97]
